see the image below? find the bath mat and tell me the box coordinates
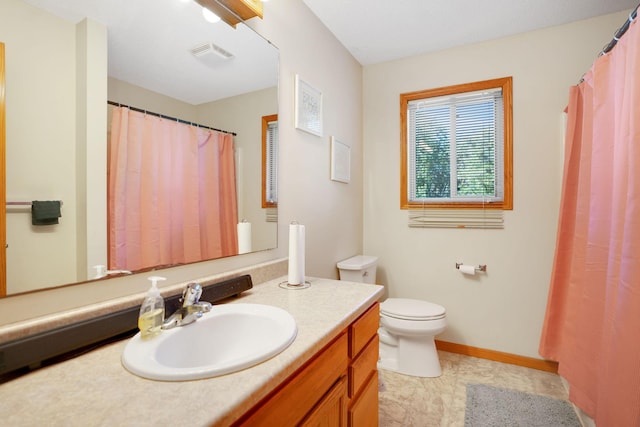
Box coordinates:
[464,383,581,427]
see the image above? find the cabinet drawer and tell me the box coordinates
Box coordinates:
[349,334,379,399]
[349,303,379,358]
[348,370,379,427]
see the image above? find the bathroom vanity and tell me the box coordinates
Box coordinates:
[236,300,380,426]
[0,276,383,426]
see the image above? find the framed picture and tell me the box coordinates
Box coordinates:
[330,137,350,183]
[294,75,323,136]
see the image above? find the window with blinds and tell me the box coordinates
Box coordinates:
[400,77,513,211]
[262,114,278,208]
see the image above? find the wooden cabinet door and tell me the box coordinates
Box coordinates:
[235,333,348,426]
[301,375,348,427]
[348,371,378,427]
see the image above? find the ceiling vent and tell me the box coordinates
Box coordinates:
[190,42,234,60]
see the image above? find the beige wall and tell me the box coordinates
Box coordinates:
[3,3,107,292]
[250,0,364,279]
[108,77,199,122]
[1,0,79,293]
[77,18,108,284]
[362,11,629,358]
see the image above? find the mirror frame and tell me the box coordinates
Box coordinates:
[0,42,7,298]
[1,42,6,296]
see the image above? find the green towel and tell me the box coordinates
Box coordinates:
[31,200,61,225]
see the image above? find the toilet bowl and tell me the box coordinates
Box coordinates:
[379,298,446,377]
[337,255,447,378]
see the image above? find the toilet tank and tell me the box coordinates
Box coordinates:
[337,255,378,284]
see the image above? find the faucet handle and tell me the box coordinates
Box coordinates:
[180,310,204,326]
[181,282,203,307]
[196,301,213,312]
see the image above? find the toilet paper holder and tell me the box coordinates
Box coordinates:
[455,262,487,273]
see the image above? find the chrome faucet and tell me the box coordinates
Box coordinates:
[161,282,213,330]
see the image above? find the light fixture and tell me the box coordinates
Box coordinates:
[202,7,221,23]
[194,0,263,28]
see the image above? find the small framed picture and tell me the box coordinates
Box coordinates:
[294,75,323,137]
[330,136,350,183]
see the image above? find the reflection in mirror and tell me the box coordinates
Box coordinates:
[108,106,239,273]
[1,0,278,296]
[262,114,278,209]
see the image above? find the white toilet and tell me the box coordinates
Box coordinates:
[337,255,447,378]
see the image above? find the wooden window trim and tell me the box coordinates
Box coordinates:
[262,114,277,208]
[400,76,513,210]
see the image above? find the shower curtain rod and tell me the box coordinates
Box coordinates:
[599,3,639,56]
[107,100,237,136]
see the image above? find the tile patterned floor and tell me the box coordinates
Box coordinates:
[378,351,574,426]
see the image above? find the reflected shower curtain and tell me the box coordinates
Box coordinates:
[108,107,238,271]
[539,17,640,427]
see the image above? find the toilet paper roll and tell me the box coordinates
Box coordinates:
[237,222,252,254]
[288,223,306,285]
[459,264,476,275]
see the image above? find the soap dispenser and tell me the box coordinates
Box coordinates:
[138,276,166,340]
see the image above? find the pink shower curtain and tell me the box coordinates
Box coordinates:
[108,107,238,271]
[539,16,640,427]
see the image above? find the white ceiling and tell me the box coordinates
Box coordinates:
[302,0,639,65]
[20,0,278,105]
[17,0,638,104]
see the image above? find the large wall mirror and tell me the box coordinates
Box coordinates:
[0,0,278,296]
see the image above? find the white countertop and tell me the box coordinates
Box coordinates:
[0,276,383,427]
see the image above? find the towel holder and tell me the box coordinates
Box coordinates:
[6,201,64,206]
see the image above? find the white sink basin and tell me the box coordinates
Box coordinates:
[122,303,297,381]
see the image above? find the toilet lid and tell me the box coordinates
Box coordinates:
[381,298,446,321]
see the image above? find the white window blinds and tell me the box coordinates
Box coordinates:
[407,87,504,204]
[266,120,278,204]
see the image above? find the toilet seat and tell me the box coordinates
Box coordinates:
[381,298,446,321]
